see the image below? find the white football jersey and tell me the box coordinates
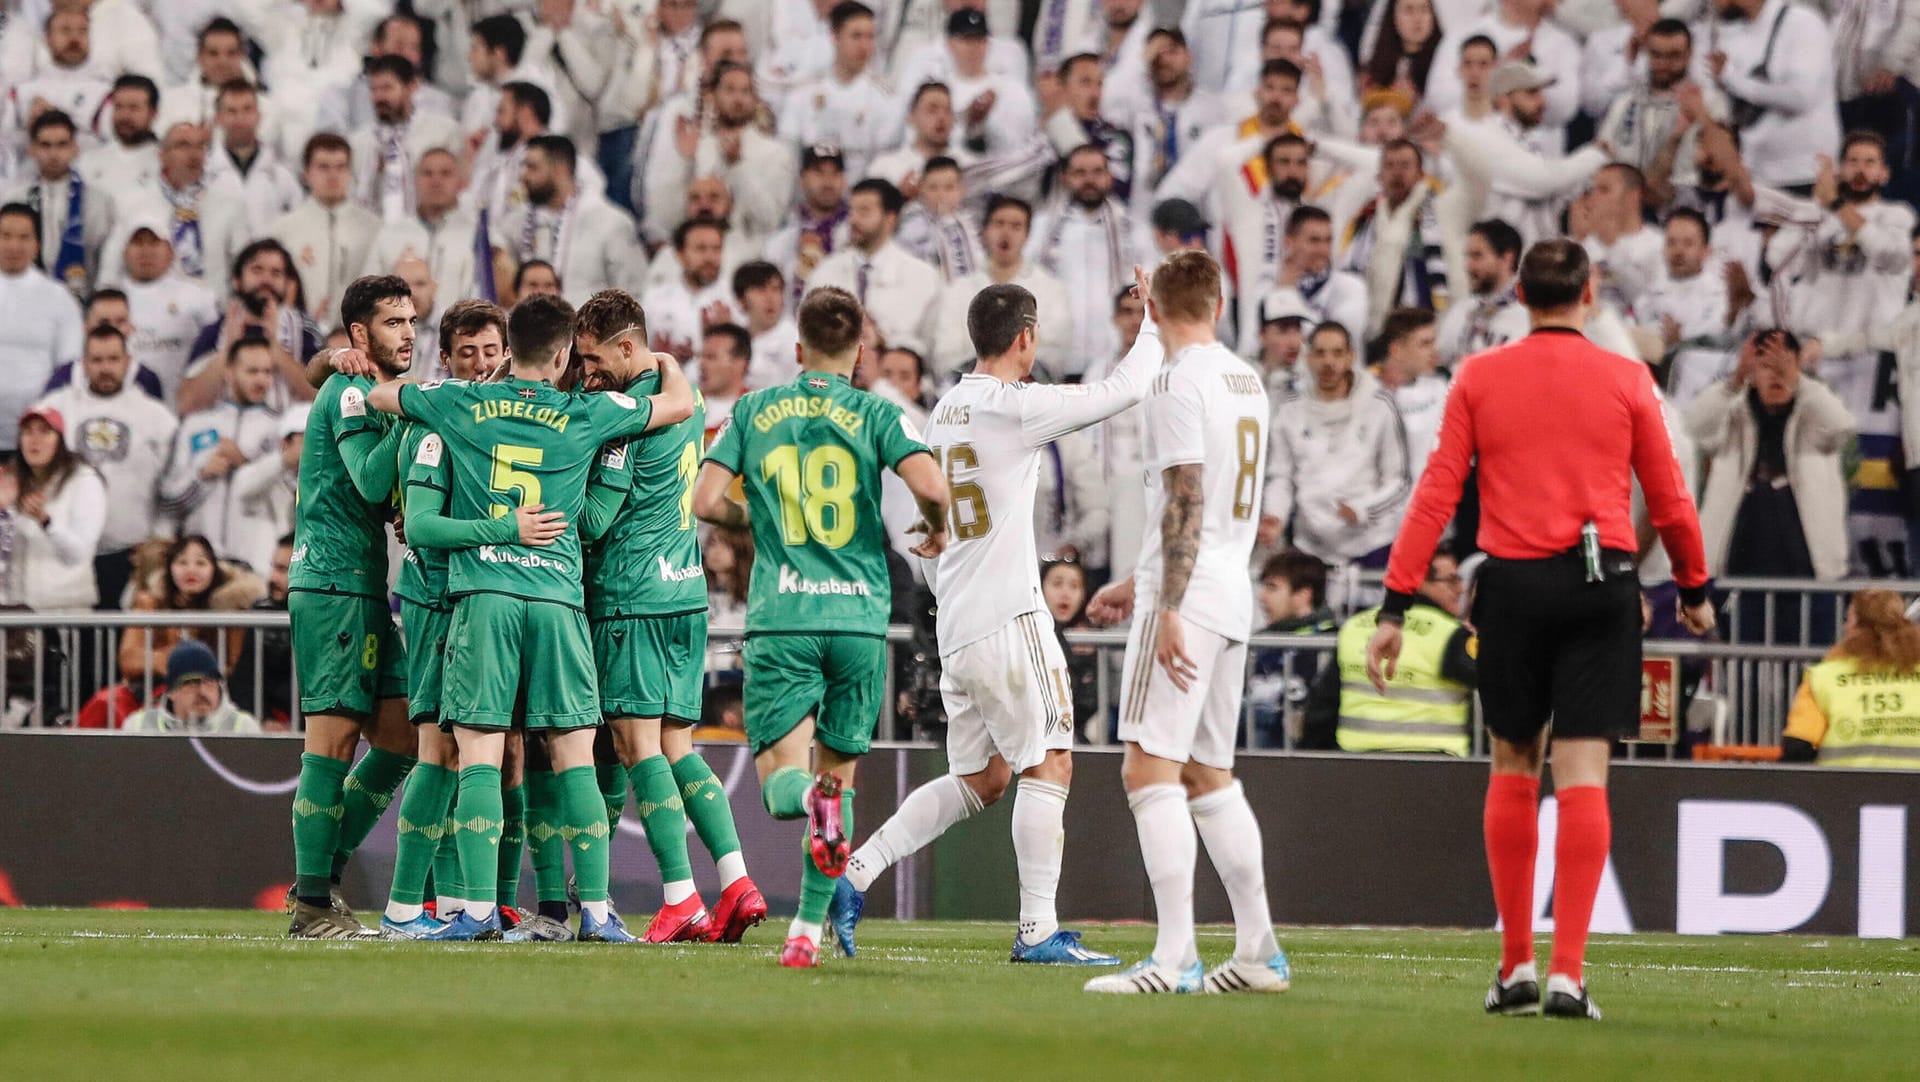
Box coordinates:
[1134,342,1269,641]
[925,324,1163,653]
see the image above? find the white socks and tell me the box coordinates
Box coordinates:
[1190,780,1279,963]
[663,880,696,906]
[1012,778,1069,945]
[845,774,985,893]
[1129,783,1199,969]
[467,900,498,922]
[789,917,823,946]
[436,893,461,917]
[385,901,424,923]
[578,899,607,923]
[716,851,748,888]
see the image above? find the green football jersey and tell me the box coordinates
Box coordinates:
[703,371,929,637]
[584,371,709,619]
[288,374,397,598]
[393,420,449,609]
[397,376,657,609]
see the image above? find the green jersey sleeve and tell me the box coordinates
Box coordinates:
[875,405,931,471]
[580,442,633,545]
[403,432,518,551]
[583,389,655,443]
[398,379,468,430]
[704,411,745,474]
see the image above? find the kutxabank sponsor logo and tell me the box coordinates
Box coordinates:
[777,565,870,596]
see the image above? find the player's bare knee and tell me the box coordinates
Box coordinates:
[1120,744,1180,793]
[304,715,361,760]
[501,731,525,787]
[1179,761,1233,799]
[1490,733,1547,777]
[1022,748,1072,789]
[661,721,695,762]
[962,759,1012,805]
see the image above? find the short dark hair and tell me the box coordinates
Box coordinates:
[922,155,961,178]
[673,216,728,250]
[851,177,905,216]
[1665,207,1712,244]
[796,287,864,357]
[1060,52,1102,80]
[0,202,39,232]
[1600,162,1646,194]
[86,287,128,311]
[983,194,1032,232]
[706,59,753,92]
[28,108,74,140]
[1309,322,1353,350]
[440,299,508,356]
[112,74,159,110]
[1381,138,1424,170]
[340,275,413,339]
[1147,27,1189,48]
[1470,218,1524,266]
[507,293,576,368]
[1460,34,1497,58]
[1647,17,1692,43]
[701,18,746,46]
[1381,307,1437,348]
[732,260,783,299]
[1261,550,1328,606]
[231,238,293,287]
[1285,205,1330,236]
[365,54,416,84]
[198,16,243,49]
[1064,143,1109,171]
[968,284,1038,359]
[828,1,874,32]
[85,322,127,351]
[526,134,576,175]
[303,132,350,168]
[473,14,528,66]
[1842,129,1889,161]
[502,81,552,127]
[277,532,296,549]
[882,345,925,382]
[705,322,752,360]
[1263,131,1310,165]
[214,78,258,107]
[574,289,646,346]
[227,335,273,366]
[1261,58,1302,84]
[1517,239,1590,310]
[909,81,951,110]
[513,260,557,293]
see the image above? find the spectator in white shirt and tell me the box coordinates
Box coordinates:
[496,135,649,307]
[733,260,802,389]
[37,324,176,608]
[1576,164,1665,315]
[514,260,563,299]
[1831,0,1920,152]
[777,2,903,180]
[143,121,248,296]
[349,55,463,223]
[1,5,111,153]
[1026,145,1135,377]
[459,14,535,144]
[1127,28,1230,225]
[158,17,270,142]
[1041,51,1136,203]
[159,337,288,568]
[0,404,107,611]
[644,218,744,364]
[1433,216,1524,367]
[1373,307,1450,481]
[894,156,984,282]
[78,75,161,201]
[101,208,219,408]
[808,177,943,352]
[210,82,302,236]
[632,18,754,239]
[270,134,380,332]
[1260,16,1358,140]
[366,149,483,325]
[1425,0,1583,151]
[8,109,113,295]
[930,193,1074,382]
[1258,205,1370,343]
[906,10,1041,171]
[314,9,456,138]
[642,60,799,254]
[1597,19,1730,204]
[1634,208,1738,408]
[699,323,753,440]
[866,81,960,192]
[1709,0,1841,190]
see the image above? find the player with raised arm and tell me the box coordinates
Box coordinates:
[1081,251,1289,995]
[827,271,1169,965]
[285,275,422,939]
[691,286,950,969]
[359,294,694,941]
[572,290,767,945]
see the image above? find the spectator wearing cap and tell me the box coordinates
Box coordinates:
[121,639,261,734]
[928,194,1072,382]
[0,405,108,611]
[1710,0,1840,191]
[158,338,288,570]
[1420,61,1610,248]
[1256,289,1316,397]
[808,178,942,354]
[1433,217,1523,367]
[6,110,115,296]
[895,3,1034,92]
[496,135,648,307]
[36,324,178,608]
[347,55,463,224]
[1141,196,1240,350]
[99,204,220,408]
[1424,0,1583,152]
[777,2,904,181]
[765,144,851,307]
[0,203,84,455]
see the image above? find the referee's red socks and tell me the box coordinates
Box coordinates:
[1483,774,1539,980]
[1548,785,1611,985]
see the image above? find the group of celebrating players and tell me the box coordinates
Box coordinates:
[280,249,1294,990]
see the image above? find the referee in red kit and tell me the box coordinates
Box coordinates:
[1367,239,1715,1021]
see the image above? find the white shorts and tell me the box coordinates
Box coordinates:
[940,612,1075,776]
[1116,610,1247,770]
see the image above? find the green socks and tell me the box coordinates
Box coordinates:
[796,791,853,926]
[388,763,456,906]
[498,783,527,908]
[630,755,692,887]
[453,764,504,912]
[331,747,416,882]
[597,761,627,835]
[763,765,811,820]
[291,753,349,903]
[431,821,464,905]
[558,765,612,904]
[525,768,568,905]
[673,752,742,863]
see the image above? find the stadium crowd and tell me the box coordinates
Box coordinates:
[1,0,1918,740]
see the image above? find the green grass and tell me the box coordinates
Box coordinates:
[4,911,1920,1081]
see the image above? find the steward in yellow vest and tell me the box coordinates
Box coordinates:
[1783,589,1920,769]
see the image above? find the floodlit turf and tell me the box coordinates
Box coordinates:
[4,911,1919,1081]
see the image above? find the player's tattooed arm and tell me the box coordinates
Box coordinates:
[691,461,749,528]
[1157,463,1205,611]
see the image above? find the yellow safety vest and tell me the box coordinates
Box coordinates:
[1805,658,1920,769]
[1335,606,1471,757]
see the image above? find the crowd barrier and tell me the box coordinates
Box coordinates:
[0,733,1909,937]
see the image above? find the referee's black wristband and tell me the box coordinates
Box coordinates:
[1379,590,1418,623]
[1678,583,1711,609]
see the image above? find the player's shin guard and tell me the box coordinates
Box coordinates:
[291,753,349,905]
[525,767,569,920]
[762,765,811,820]
[389,763,457,909]
[1484,774,1542,980]
[1189,781,1280,963]
[558,765,613,912]
[1011,779,1067,944]
[791,790,853,945]
[1129,783,1199,970]
[1548,786,1610,984]
[630,756,695,902]
[673,753,746,883]
[845,774,983,893]
[332,748,416,883]
[498,783,527,908]
[453,764,505,920]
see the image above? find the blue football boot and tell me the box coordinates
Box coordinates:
[1010,929,1121,966]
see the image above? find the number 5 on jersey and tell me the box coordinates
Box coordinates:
[489,443,543,514]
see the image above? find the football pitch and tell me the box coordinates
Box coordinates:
[5,911,1919,1081]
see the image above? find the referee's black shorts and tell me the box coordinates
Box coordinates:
[1470,549,1642,744]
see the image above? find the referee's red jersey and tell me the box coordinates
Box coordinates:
[1382,327,1709,611]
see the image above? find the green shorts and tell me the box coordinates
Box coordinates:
[400,600,452,725]
[742,633,884,757]
[593,611,707,722]
[442,593,599,732]
[289,589,407,718]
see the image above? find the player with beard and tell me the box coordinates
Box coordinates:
[285,276,421,939]
[349,56,461,224]
[1029,147,1137,378]
[569,290,768,944]
[1215,130,1313,340]
[642,219,743,363]
[178,240,321,414]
